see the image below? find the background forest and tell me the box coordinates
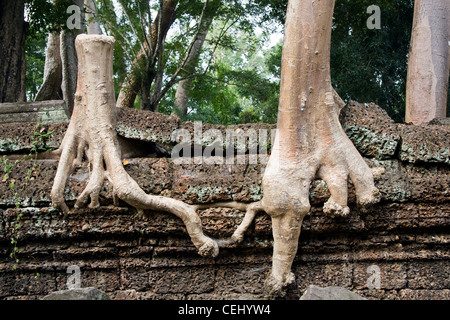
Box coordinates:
[23,0,448,124]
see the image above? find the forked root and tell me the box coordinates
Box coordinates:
[194,201,263,244]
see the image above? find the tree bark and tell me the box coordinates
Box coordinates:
[85,0,103,35]
[116,0,178,109]
[405,0,450,124]
[35,33,63,101]
[261,0,380,298]
[35,0,84,115]
[35,0,62,102]
[60,0,84,117]
[0,0,26,103]
[51,34,219,258]
[173,11,214,116]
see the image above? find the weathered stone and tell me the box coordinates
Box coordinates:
[148,267,215,294]
[0,101,448,300]
[0,101,447,167]
[340,101,400,160]
[398,124,450,164]
[41,287,110,300]
[116,107,180,147]
[0,101,68,124]
[428,118,450,126]
[300,285,366,300]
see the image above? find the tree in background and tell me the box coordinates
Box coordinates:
[113,0,180,111]
[34,31,63,101]
[0,0,27,103]
[107,0,282,114]
[405,0,449,124]
[156,1,284,124]
[331,0,414,123]
[173,0,216,117]
[34,0,84,117]
[25,35,47,101]
[165,27,282,125]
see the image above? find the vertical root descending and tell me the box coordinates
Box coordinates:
[50,130,78,216]
[74,150,105,209]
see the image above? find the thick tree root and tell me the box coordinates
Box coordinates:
[50,35,222,258]
[254,0,385,298]
[52,114,220,258]
[257,111,383,298]
[49,36,266,260]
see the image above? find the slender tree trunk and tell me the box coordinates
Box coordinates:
[60,31,79,116]
[35,32,63,101]
[116,0,178,109]
[261,0,380,298]
[85,0,103,35]
[173,13,214,116]
[35,0,62,102]
[405,0,450,124]
[149,45,165,112]
[60,0,84,117]
[0,0,26,103]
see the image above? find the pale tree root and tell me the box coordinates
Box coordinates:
[50,35,219,258]
[193,201,263,246]
[258,101,383,298]
[194,161,383,297]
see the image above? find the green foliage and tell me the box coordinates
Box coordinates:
[159,37,282,125]
[331,0,414,122]
[25,35,46,101]
[158,4,283,125]
[25,0,434,125]
[25,0,77,38]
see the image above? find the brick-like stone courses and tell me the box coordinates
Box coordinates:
[0,101,448,300]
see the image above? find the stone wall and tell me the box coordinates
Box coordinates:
[0,101,67,125]
[0,101,448,300]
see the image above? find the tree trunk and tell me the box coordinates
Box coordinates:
[405,0,450,124]
[116,0,178,109]
[51,34,219,258]
[0,0,26,103]
[85,0,103,35]
[60,0,84,117]
[261,0,380,298]
[35,0,62,102]
[35,32,63,101]
[173,13,214,116]
[36,0,84,115]
[149,46,165,112]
